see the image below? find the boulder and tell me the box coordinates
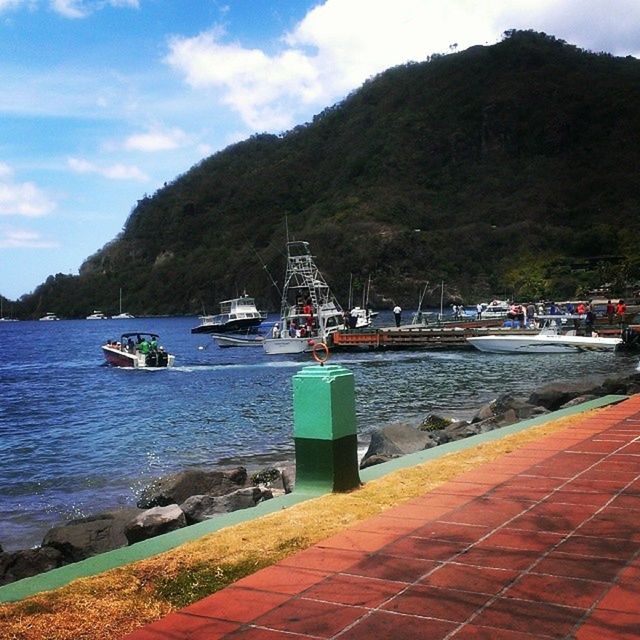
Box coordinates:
[137,467,249,508]
[0,546,65,586]
[41,508,144,563]
[251,466,293,495]
[124,505,187,545]
[180,487,273,524]
[472,393,542,423]
[360,422,436,467]
[359,454,396,469]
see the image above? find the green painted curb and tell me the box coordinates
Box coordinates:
[0,394,627,603]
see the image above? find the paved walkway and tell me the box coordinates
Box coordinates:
[124,396,640,640]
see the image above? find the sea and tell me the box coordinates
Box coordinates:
[0,312,637,552]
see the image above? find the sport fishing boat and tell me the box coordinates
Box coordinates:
[102,332,175,368]
[262,241,345,355]
[467,326,622,353]
[191,294,266,334]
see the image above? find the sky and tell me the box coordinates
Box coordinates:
[2,1,640,300]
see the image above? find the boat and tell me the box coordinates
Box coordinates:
[191,294,266,334]
[112,288,135,319]
[39,312,60,321]
[480,300,511,319]
[102,332,175,368]
[212,332,265,348]
[0,299,18,322]
[86,310,109,320]
[262,241,345,355]
[466,325,622,353]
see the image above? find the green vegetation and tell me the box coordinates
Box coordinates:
[12,30,640,318]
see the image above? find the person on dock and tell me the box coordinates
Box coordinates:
[606,300,615,324]
[393,304,402,327]
[585,304,596,336]
[616,300,627,324]
[476,303,483,319]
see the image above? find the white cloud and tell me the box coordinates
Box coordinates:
[68,156,149,181]
[0,164,56,217]
[50,0,139,19]
[123,127,189,152]
[0,0,26,11]
[166,0,640,132]
[0,227,58,248]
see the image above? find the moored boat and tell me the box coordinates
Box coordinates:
[102,332,175,368]
[39,312,60,321]
[87,310,109,320]
[212,333,264,348]
[262,241,345,355]
[191,294,266,334]
[467,327,621,353]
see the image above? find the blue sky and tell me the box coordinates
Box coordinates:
[2,0,640,300]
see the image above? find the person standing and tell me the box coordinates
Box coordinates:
[606,300,615,325]
[393,304,402,327]
[616,300,627,324]
[476,303,483,319]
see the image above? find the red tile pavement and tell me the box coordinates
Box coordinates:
[122,396,640,640]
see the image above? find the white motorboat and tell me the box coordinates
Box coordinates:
[102,332,175,368]
[87,310,109,320]
[467,327,621,353]
[212,332,264,348]
[262,241,345,355]
[480,300,511,319]
[191,294,266,334]
[39,312,60,321]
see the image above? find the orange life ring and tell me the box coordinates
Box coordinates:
[311,341,330,364]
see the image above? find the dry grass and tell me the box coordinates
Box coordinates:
[0,410,599,640]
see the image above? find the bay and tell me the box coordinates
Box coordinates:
[0,313,636,551]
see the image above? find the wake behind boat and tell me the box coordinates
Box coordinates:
[262,240,345,355]
[467,327,621,353]
[102,332,175,368]
[191,295,266,334]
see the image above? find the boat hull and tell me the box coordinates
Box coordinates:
[212,334,264,348]
[467,334,622,353]
[102,345,175,367]
[262,337,313,355]
[191,318,263,334]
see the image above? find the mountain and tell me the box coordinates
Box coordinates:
[15,30,640,318]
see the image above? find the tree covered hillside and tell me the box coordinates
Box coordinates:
[16,30,640,318]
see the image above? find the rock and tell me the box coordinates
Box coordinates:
[0,546,65,586]
[418,414,452,431]
[251,466,293,495]
[359,454,396,469]
[472,393,541,423]
[137,467,249,508]
[41,508,144,563]
[180,487,273,524]
[560,394,598,408]
[360,422,437,467]
[124,505,187,545]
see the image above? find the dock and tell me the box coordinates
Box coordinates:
[332,322,538,350]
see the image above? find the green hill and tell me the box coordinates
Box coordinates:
[15,30,640,318]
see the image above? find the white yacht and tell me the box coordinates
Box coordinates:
[86,310,109,320]
[191,294,266,334]
[39,312,60,321]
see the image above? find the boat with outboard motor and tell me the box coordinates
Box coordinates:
[102,332,175,368]
[262,241,345,355]
[191,294,266,334]
[467,319,621,353]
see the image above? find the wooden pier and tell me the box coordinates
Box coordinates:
[332,323,538,350]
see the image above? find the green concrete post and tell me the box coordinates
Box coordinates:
[292,364,361,493]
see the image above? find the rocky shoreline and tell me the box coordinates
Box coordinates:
[2,371,639,587]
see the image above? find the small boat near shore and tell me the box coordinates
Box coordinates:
[467,327,622,353]
[102,332,175,368]
[212,332,265,348]
[39,312,60,321]
[191,294,266,334]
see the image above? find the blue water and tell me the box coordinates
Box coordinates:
[0,314,636,551]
